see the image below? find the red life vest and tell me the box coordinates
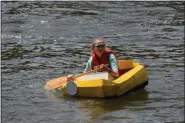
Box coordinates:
[91,48,118,69]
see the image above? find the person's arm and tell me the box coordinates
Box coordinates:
[108,54,119,78]
[83,56,92,73]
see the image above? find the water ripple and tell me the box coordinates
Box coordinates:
[1,1,184,123]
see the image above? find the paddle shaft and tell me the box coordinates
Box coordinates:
[69,69,98,80]
[44,64,109,90]
[68,64,109,80]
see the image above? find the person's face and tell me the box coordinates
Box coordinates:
[94,40,105,55]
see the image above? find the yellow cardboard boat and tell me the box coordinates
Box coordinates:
[61,60,148,98]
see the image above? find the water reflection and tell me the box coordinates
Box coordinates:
[77,89,148,117]
[2,1,184,122]
[47,88,149,121]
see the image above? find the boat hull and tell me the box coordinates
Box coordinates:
[61,60,148,98]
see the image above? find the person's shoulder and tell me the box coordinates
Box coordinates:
[109,54,116,59]
[88,56,93,62]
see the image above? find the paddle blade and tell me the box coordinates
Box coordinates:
[44,77,68,90]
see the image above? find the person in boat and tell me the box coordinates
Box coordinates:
[84,38,119,78]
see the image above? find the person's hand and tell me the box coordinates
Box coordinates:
[98,64,111,72]
[67,75,73,81]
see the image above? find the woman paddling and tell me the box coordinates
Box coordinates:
[84,38,119,78]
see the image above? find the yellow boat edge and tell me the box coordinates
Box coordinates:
[61,60,148,98]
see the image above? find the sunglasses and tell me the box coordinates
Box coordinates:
[95,45,105,48]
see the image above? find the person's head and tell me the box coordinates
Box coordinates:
[91,38,106,57]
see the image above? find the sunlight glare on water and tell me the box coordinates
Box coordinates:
[1,1,184,123]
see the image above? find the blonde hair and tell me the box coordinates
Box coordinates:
[90,38,105,54]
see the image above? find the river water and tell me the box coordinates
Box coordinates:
[1,1,184,123]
